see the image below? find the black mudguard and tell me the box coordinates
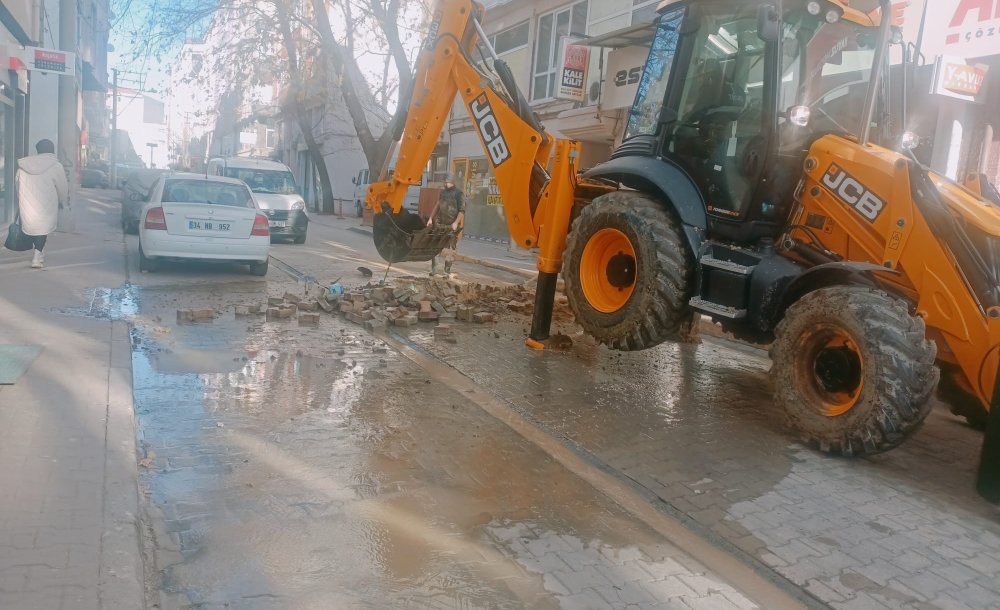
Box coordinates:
[584,156,707,254]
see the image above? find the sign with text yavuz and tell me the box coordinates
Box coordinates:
[932,55,990,101]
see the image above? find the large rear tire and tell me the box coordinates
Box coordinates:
[770,286,938,455]
[562,191,694,351]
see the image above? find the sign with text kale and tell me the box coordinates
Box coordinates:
[556,38,590,103]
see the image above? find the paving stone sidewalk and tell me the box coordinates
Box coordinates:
[395,318,1000,610]
[0,190,143,610]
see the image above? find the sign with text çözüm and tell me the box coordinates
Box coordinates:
[921,0,1000,61]
[7,45,77,77]
[931,55,989,102]
[556,38,590,102]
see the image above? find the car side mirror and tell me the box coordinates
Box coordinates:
[128,192,145,202]
[351,176,356,184]
[758,4,780,43]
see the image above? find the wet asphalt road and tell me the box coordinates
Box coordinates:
[102,200,1000,609]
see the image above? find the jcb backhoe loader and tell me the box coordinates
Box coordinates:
[366,0,1000,499]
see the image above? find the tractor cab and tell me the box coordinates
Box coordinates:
[608,0,887,244]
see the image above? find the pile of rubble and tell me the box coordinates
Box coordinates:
[177,276,573,335]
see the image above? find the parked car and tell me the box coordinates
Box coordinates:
[114,163,144,188]
[120,168,168,234]
[81,168,110,188]
[208,157,308,244]
[352,167,422,217]
[138,173,270,276]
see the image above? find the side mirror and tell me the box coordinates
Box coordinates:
[128,191,145,202]
[758,4,780,43]
[351,176,356,184]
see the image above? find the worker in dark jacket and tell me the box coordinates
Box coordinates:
[427,174,465,276]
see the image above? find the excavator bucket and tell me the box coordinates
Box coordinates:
[373,208,456,263]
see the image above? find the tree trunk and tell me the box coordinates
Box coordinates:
[274,1,337,214]
[292,100,336,214]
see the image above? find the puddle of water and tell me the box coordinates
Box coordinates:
[52,283,140,320]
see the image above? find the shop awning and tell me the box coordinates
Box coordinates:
[578,23,657,49]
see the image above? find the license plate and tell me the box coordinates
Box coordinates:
[269,221,287,228]
[188,220,231,232]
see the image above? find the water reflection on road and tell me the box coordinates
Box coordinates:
[130,289,753,609]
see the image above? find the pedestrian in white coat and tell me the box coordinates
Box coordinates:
[17,139,68,268]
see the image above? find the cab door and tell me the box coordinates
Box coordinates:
[658,5,775,222]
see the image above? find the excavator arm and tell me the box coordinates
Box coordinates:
[366,0,610,341]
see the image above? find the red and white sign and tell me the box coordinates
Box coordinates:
[922,0,1000,60]
[556,38,590,102]
[6,45,76,76]
[932,55,990,101]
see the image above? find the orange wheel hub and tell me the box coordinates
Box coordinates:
[580,228,637,314]
[798,326,865,417]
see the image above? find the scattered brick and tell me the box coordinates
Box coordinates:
[283,292,301,303]
[298,312,320,325]
[191,308,215,320]
[473,312,496,324]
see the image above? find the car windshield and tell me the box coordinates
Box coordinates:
[162,179,254,208]
[779,13,879,137]
[223,168,297,194]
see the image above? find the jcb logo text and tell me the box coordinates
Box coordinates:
[469,94,511,168]
[821,164,885,222]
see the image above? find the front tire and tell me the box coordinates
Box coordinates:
[770,286,938,455]
[293,234,306,244]
[562,191,694,351]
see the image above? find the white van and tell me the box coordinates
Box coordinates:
[208,157,308,243]
[352,168,422,217]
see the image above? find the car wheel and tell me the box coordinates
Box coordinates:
[138,243,158,272]
[293,233,306,244]
[249,258,269,276]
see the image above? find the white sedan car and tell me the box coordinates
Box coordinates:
[138,173,271,275]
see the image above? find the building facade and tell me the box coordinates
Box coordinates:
[900,0,1000,187]
[0,0,38,223]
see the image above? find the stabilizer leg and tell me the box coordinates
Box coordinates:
[976,363,1000,503]
[528,271,558,345]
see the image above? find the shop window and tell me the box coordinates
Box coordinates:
[532,1,589,101]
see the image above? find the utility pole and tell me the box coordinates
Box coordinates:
[110,68,118,186]
[58,0,78,185]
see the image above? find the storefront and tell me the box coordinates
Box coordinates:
[0,3,34,225]
[896,0,1000,185]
